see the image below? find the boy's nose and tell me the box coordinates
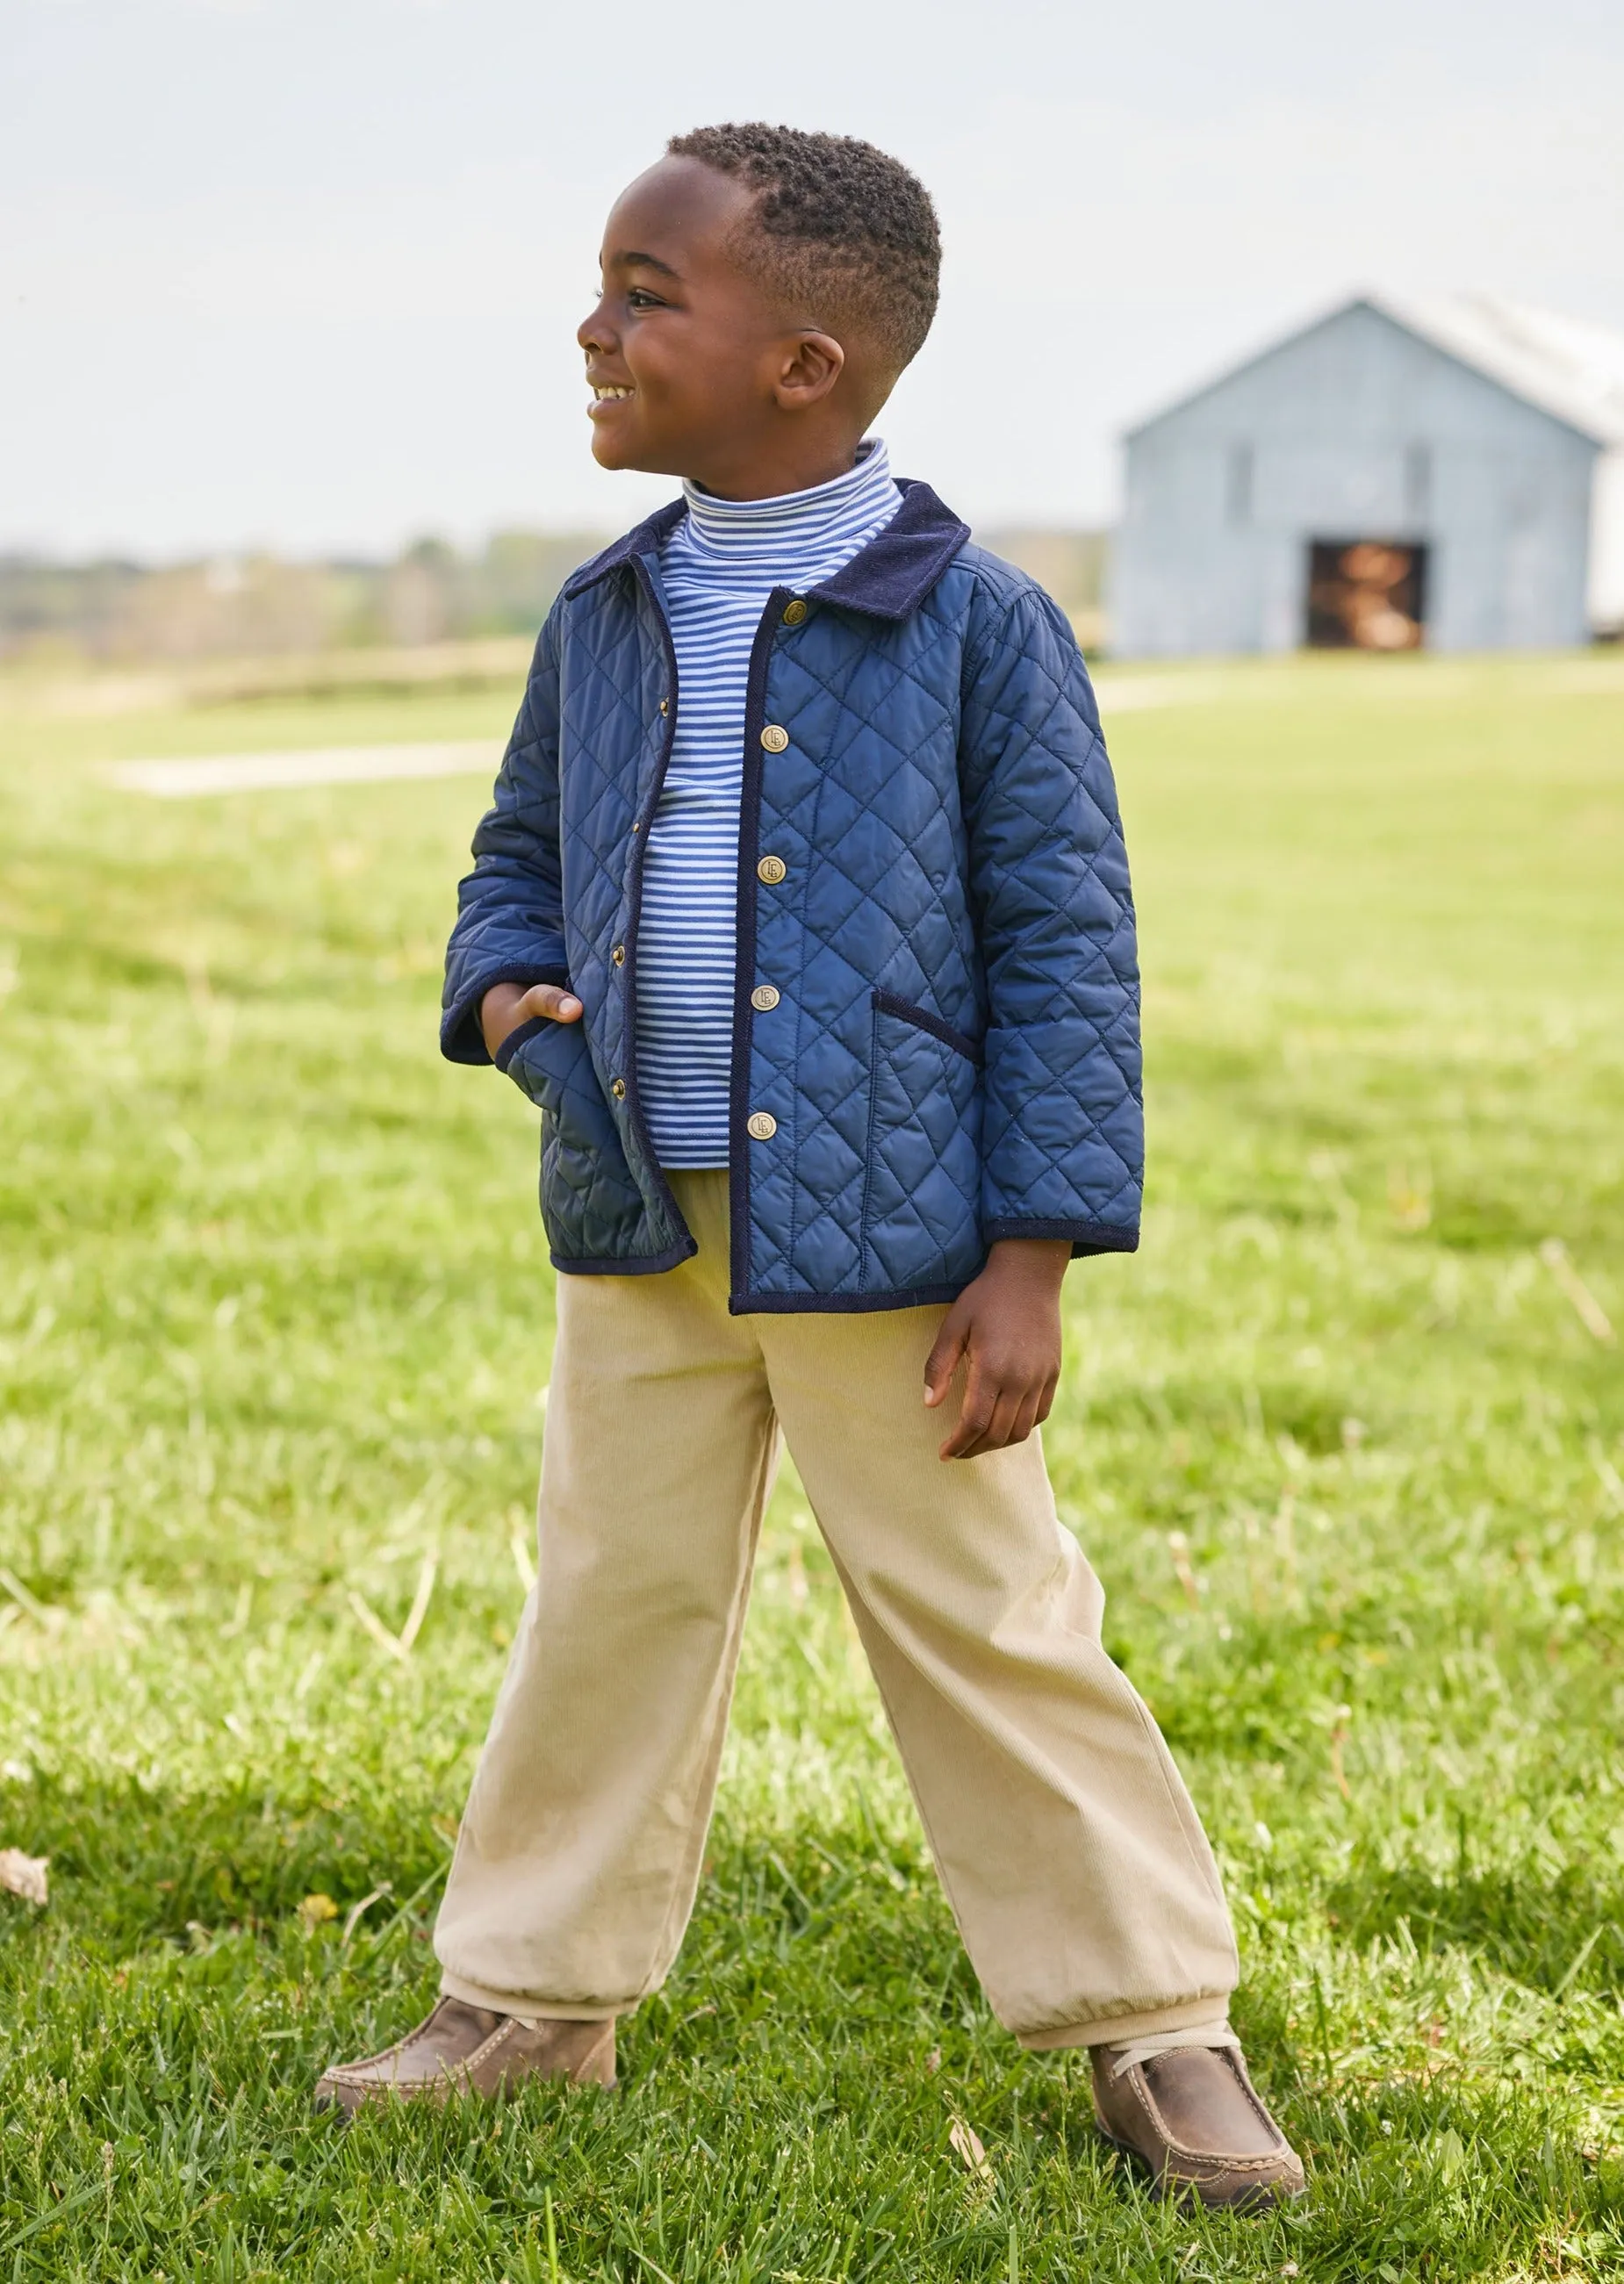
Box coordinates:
[578,304,615,356]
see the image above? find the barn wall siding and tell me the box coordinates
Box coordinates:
[1110,302,1599,657]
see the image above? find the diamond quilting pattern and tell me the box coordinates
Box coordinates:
[507,1016,650,1265]
[440,504,1143,1304]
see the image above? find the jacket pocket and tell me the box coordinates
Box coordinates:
[494,1015,554,1075]
[499,1016,634,1261]
[871,988,983,1066]
[498,1013,596,1114]
[860,991,984,1292]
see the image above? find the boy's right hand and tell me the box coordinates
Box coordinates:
[480,980,583,1060]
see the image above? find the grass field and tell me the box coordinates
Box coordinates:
[1,651,1621,2280]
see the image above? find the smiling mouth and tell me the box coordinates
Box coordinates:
[590,384,635,403]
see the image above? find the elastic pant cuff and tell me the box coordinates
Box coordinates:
[1017,1996,1232,2053]
[439,1966,622,2024]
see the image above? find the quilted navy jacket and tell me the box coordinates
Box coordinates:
[441,479,1142,1314]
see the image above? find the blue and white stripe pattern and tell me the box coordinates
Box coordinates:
[637,439,902,1168]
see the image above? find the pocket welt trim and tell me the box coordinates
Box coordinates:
[871,988,983,1066]
[494,1015,553,1074]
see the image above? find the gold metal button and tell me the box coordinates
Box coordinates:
[760,723,789,752]
[756,853,787,885]
[782,599,808,626]
[751,984,780,1011]
[611,943,625,966]
[658,697,670,715]
[746,1110,777,1140]
[610,1077,626,1100]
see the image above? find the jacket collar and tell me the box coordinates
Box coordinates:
[562,478,970,621]
[562,498,687,597]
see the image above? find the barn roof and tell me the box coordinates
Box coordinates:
[1379,295,1624,447]
[1128,293,1624,448]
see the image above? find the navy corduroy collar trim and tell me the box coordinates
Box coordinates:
[561,478,970,622]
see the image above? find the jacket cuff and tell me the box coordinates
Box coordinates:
[982,1217,1139,1260]
[442,966,571,1066]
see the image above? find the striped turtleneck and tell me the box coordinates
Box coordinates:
[637,438,902,1169]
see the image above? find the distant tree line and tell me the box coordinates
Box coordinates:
[0,528,1108,666]
[0,533,606,665]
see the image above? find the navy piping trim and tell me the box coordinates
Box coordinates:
[728,585,793,1308]
[494,1015,552,1073]
[620,557,694,1266]
[982,1217,1139,1257]
[857,1002,881,1289]
[561,500,687,597]
[442,964,570,1064]
[872,988,982,1066]
[729,1281,967,1317]
[550,1239,695,1278]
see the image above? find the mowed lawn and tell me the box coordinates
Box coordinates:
[0,651,1621,2281]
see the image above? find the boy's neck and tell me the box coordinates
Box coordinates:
[679,433,862,504]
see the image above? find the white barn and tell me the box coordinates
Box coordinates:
[1110,294,1624,657]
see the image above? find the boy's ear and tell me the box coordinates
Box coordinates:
[772,330,845,411]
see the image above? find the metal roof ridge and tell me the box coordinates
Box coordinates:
[1123,289,1624,448]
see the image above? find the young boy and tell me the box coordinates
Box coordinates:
[316,125,1304,2208]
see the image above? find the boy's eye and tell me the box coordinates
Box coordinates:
[627,288,664,311]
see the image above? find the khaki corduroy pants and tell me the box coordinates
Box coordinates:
[435,1171,1238,2049]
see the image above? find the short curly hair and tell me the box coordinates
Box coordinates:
[666,122,940,373]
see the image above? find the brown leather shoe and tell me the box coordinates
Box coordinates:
[1092,2040,1305,2208]
[313,1996,615,2115]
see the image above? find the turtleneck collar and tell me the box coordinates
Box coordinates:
[678,438,895,560]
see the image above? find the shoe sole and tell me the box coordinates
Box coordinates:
[1093,2108,1304,2210]
[313,2066,617,2118]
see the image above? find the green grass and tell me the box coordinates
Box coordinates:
[1,652,1621,2280]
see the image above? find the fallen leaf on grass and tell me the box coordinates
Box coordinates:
[397,1550,439,1656]
[0,1848,48,1905]
[1329,1707,1353,1802]
[348,1590,403,1660]
[341,1883,392,1945]
[0,1568,54,1625]
[948,2118,994,2182]
[348,1550,438,1663]
[1434,2125,1467,2182]
[1541,1239,1616,1345]
[1166,1531,1200,1610]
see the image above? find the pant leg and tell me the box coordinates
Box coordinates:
[435,1172,774,2018]
[759,1303,1240,2050]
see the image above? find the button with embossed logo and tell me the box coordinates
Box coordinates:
[746,1111,777,1140]
[781,599,808,626]
[610,1077,626,1099]
[760,723,789,752]
[756,853,787,885]
[750,984,780,1011]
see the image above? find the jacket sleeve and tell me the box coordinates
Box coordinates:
[959,581,1142,1256]
[440,609,571,1065]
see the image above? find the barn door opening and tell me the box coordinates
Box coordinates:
[1305,540,1427,650]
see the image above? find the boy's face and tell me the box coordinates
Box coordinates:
[578,157,846,492]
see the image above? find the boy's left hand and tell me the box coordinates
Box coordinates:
[923,1239,1072,1461]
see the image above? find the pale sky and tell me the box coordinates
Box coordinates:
[4,0,1622,558]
